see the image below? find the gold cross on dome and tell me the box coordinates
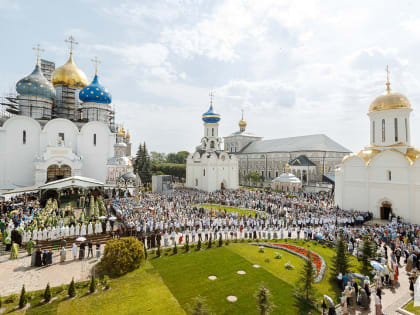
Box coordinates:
[32,44,44,64]
[65,35,78,54]
[91,56,101,75]
[385,65,391,93]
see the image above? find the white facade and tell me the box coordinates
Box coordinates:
[186,103,239,192]
[0,115,115,190]
[335,78,420,223]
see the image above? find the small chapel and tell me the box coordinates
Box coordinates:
[186,95,239,192]
[335,67,420,224]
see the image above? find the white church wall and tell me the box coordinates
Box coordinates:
[1,116,41,187]
[80,121,113,182]
[42,118,79,153]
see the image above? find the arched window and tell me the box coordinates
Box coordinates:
[195,179,198,186]
[22,130,26,145]
[405,118,408,142]
[372,121,375,143]
[203,169,206,176]
[212,128,214,136]
[210,141,215,149]
[387,170,392,181]
[93,133,97,146]
[275,171,279,177]
[394,118,398,142]
[382,119,385,142]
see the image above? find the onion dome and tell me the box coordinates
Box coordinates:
[52,53,88,88]
[239,110,247,130]
[16,61,55,100]
[369,67,411,112]
[125,130,130,140]
[202,104,221,123]
[79,74,112,104]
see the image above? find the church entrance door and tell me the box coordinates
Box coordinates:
[47,164,71,183]
[380,202,392,220]
[220,182,225,190]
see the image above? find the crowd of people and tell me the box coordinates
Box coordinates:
[2,187,420,314]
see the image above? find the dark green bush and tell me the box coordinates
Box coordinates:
[101,237,145,276]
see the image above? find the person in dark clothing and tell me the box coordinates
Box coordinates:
[79,242,85,260]
[87,240,93,258]
[47,249,53,265]
[42,249,48,266]
[35,248,42,267]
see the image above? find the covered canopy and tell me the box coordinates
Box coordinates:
[39,176,104,191]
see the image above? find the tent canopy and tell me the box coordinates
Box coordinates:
[39,176,104,191]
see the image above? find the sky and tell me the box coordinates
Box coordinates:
[1,0,420,154]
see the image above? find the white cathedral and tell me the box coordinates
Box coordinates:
[335,69,420,224]
[186,99,239,192]
[0,38,134,192]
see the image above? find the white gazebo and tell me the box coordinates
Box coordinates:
[271,164,302,193]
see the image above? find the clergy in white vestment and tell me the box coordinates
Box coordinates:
[106,221,111,232]
[81,224,87,236]
[75,224,80,236]
[69,225,75,236]
[37,229,43,240]
[43,229,48,240]
[64,226,69,237]
[87,222,93,235]
[32,229,38,241]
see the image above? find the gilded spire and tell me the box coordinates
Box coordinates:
[385,65,391,94]
[209,91,214,109]
[239,109,247,131]
[32,43,44,65]
[91,56,101,75]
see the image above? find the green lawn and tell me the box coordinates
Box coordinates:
[151,245,316,315]
[404,300,420,314]
[229,239,362,304]
[1,240,357,314]
[3,261,185,315]
[197,204,259,216]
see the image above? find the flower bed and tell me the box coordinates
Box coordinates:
[251,243,327,283]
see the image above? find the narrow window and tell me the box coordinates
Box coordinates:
[387,170,392,181]
[261,171,264,178]
[93,133,97,146]
[207,128,209,136]
[372,121,375,143]
[22,130,26,145]
[203,169,206,176]
[212,128,214,136]
[276,171,279,177]
[394,118,398,142]
[382,119,385,142]
[405,118,408,142]
[59,132,65,142]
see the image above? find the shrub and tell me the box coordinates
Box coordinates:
[184,241,189,253]
[173,242,178,255]
[89,275,97,293]
[255,284,274,315]
[5,294,18,304]
[102,275,110,290]
[218,236,223,247]
[225,240,229,246]
[197,239,201,250]
[0,295,2,308]
[44,283,51,302]
[265,258,270,263]
[164,252,168,256]
[101,237,145,276]
[68,278,76,298]
[156,246,161,257]
[19,285,27,309]
[207,236,212,249]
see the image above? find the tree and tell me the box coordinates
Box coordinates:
[218,235,223,247]
[156,244,161,257]
[150,151,166,163]
[255,284,274,315]
[68,278,76,298]
[89,275,97,293]
[333,232,350,275]
[19,285,27,309]
[298,250,315,301]
[173,242,178,254]
[152,163,186,179]
[184,240,189,253]
[207,235,212,249]
[361,235,375,274]
[134,143,152,184]
[166,153,179,164]
[44,283,51,302]
[101,237,145,276]
[176,151,189,164]
[247,171,261,186]
[189,296,212,315]
[197,239,201,250]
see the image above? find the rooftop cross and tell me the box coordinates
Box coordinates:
[385,65,391,93]
[65,35,78,54]
[32,44,44,64]
[91,56,101,75]
[209,91,214,107]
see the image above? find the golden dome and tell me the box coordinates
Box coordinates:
[239,119,247,128]
[52,53,89,88]
[125,130,130,139]
[369,67,411,112]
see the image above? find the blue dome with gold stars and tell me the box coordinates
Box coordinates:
[202,104,221,123]
[16,63,56,100]
[79,74,111,104]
